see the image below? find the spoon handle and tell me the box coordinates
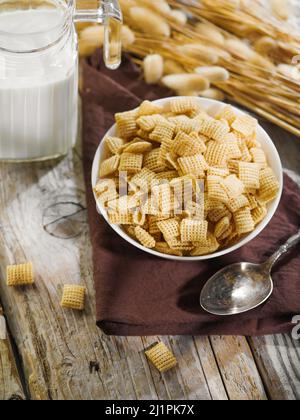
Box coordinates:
[264,230,300,271]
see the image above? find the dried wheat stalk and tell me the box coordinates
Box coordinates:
[78,0,300,137]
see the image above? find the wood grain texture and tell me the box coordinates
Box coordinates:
[0,118,299,400]
[0,306,25,400]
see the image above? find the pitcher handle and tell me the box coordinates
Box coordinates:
[74,0,123,70]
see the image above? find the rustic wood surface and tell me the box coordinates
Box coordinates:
[0,116,299,400]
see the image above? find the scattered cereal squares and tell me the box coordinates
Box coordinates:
[7,262,34,286]
[61,285,86,310]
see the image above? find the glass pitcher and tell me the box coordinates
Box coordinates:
[0,0,122,162]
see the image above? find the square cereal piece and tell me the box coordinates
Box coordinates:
[157,218,180,240]
[234,208,255,235]
[227,195,249,213]
[250,147,267,168]
[207,176,229,204]
[223,133,242,159]
[116,110,138,139]
[134,226,156,249]
[61,285,86,310]
[181,219,208,243]
[172,132,206,156]
[238,162,260,190]
[199,118,229,142]
[149,120,175,143]
[216,105,237,125]
[170,97,202,114]
[145,342,178,373]
[138,100,163,116]
[221,175,245,198]
[258,167,280,204]
[137,115,165,132]
[144,148,166,173]
[119,153,143,173]
[173,116,203,135]
[130,168,157,192]
[204,142,229,167]
[7,262,34,286]
[231,115,257,137]
[191,232,220,256]
[105,136,124,155]
[178,154,209,177]
[99,155,120,177]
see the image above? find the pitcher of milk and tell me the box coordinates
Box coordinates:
[0,0,122,161]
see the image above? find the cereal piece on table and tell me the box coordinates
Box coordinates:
[6,262,34,286]
[116,110,137,139]
[178,154,208,177]
[172,132,206,156]
[216,105,237,125]
[181,219,208,243]
[205,142,229,167]
[170,97,202,114]
[214,216,231,239]
[238,162,260,190]
[61,285,86,310]
[108,212,133,225]
[227,194,249,213]
[234,208,255,234]
[207,167,229,178]
[191,233,220,256]
[250,147,267,168]
[134,226,156,249]
[258,167,280,204]
[145,341,178,373]
[221,175,245,198]
[231,115,257,137]
[155,242,183,256]
[123,141,152,154]
[138,100,163,116]
[99,155,120,177]
[144,148,166,172]
[207,176,229,204]
[105,136,124,154]
[149,120,175,143]
[199,118,229,142]
[130,168,157,192]
[119,153,143,173]
[137,115,165,132]
[252,205,268,225]
[157,218,180,241]
[224,133,242,159]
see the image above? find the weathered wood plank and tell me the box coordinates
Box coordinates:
[210,336,268,400]
[0,305,25,400]
[249,335,300,400]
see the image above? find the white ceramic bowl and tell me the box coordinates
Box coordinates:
[92,97,283,261]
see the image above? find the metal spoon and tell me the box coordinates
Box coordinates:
[200,230,300,316]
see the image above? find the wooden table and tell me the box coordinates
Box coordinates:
[0,116,299,400]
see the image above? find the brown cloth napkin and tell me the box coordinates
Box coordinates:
[82,52,300,336]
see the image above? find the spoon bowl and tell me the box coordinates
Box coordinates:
[200,263,273,316]
[200,231,300,316]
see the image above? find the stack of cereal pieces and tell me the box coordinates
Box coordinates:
[94,98,280,257]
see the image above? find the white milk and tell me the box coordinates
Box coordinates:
[0,8,78,160]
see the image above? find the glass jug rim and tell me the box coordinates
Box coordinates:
[0,0,75,54]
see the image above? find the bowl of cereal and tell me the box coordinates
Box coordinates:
[92,97,283,261]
